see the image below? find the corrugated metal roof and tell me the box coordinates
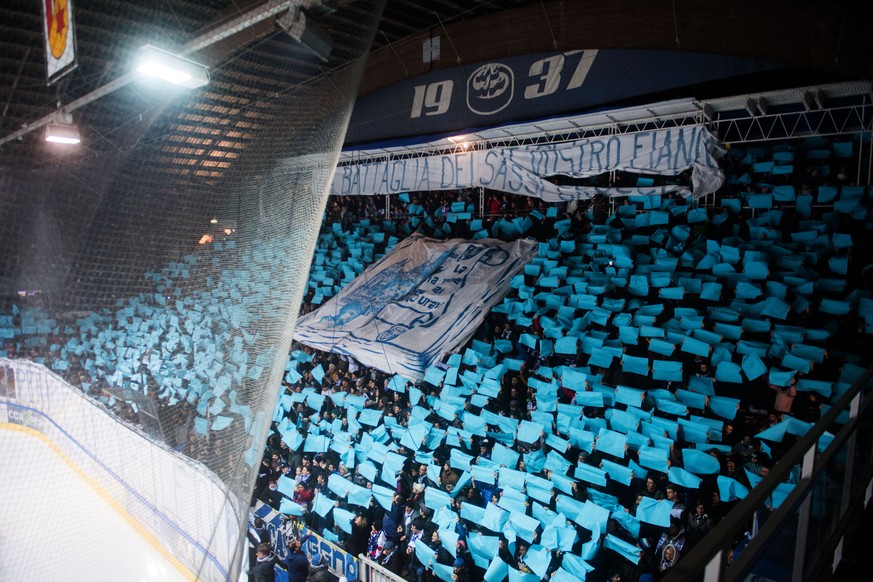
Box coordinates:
[1,1,869,172]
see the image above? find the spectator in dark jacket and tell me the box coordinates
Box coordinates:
[377,539,402,575]
[308,553,334,582]
[343,514,370,557]
[258,479,284,511]
[284,538,310,582]
[250,543,276,582]
[382,495,404,546]
[685,499,715,549]
[247,517,270,547]
[451,557,472,582]
[429,530,454,569]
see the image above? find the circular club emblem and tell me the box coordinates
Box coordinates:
[47,0,70,59]
[466,63,513,116]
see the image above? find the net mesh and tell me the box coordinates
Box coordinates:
[0,1,386,580]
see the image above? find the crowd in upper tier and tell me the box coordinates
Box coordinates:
[249,137,873,582]
[2,134,871,582]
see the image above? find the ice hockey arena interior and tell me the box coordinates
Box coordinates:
[1,1,873,582]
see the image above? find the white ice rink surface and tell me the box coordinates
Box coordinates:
[0,426,195,582]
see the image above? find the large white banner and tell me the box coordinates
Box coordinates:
[332,125,725,201]
[293,234,537,380]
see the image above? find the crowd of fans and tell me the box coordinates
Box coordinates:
[2,134,872,582]
[247,138,873,582]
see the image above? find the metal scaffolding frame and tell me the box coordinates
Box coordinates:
[337,80,873,166]
[713,103,873,144]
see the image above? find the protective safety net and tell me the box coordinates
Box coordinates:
[0,1,386,580]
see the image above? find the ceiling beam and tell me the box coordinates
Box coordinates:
[0,0,294,148]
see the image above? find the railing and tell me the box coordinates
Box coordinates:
[357,553,409,582]
[665,364,873,582]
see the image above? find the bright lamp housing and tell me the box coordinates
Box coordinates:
[136,44,209,89]
[45,112,81,145]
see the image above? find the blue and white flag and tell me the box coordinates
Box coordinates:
[333,125,724,201]
[293,234,537,380]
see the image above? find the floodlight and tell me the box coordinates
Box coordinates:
[277,4,333,63]
[136,44,209,89]
[45,111,80,144]
[45,123,80,144]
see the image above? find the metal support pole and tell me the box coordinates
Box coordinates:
[703,549,724,582]
[867,131,873,188]
[833,392,862,571]
[840,393,861,515]
[792,448,818,581]
[479,187,485,219]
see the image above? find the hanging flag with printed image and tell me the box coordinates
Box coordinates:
[294,234,537,381]
[42,0,78,84]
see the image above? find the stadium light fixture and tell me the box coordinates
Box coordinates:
[136,44,209,89]
[2,0,322,147]
[45,111,80,145]
[277,1,336,63]
[447,134,471,150]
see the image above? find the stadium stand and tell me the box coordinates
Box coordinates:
[249,138,873,580]
[3,3,873,582]
[8,132,868,581]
